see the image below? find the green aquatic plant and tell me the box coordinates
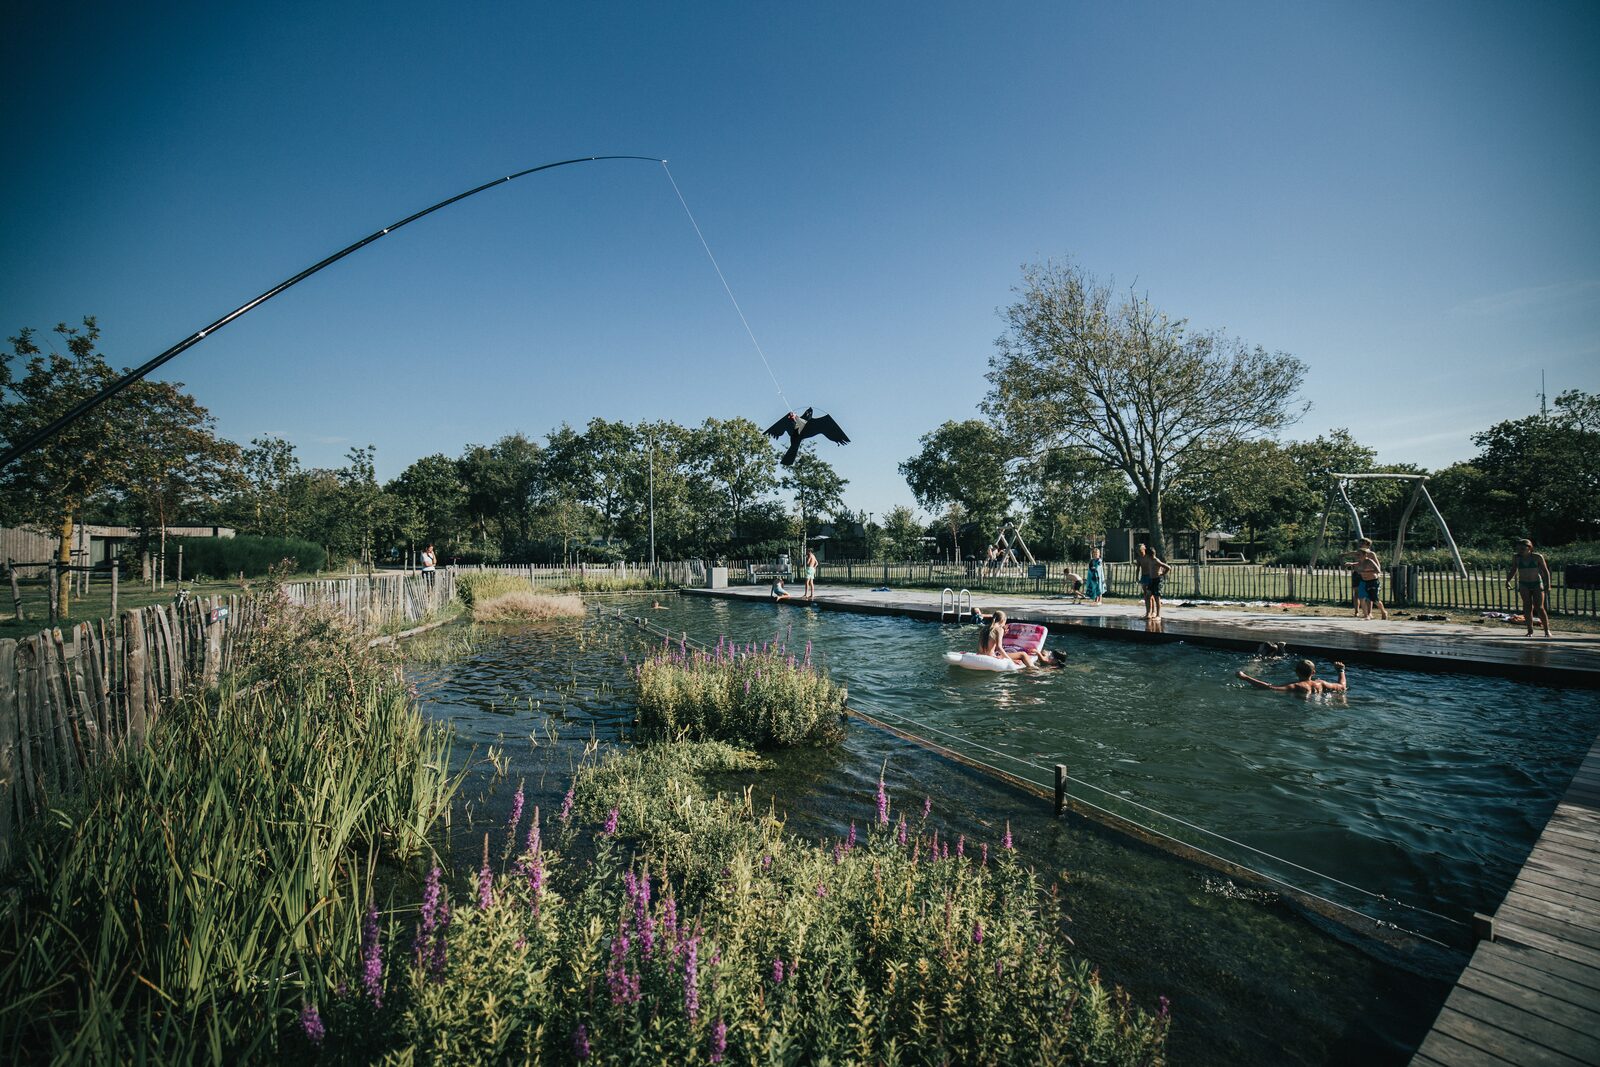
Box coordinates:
[305,742,1167,1064]
[0,594,460,1063]
[454,571,531,610]
[632,634,845,747]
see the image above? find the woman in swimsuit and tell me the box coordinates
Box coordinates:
[1507,539,1552,637]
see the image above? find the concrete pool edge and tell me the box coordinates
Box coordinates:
[679,586,1600,687]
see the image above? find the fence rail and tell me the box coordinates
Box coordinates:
[726,558,1599,617]
[448,560,707,587]
[0,573,457,868]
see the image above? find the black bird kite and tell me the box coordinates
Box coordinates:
[765,407,850,466]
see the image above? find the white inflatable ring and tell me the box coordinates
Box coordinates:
[945,651,1022,672]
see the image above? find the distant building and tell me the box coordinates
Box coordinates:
[77,525,235,567]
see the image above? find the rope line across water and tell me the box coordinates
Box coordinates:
[607,608,1469,942]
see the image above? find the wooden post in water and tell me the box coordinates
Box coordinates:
[1054,764,1067,818]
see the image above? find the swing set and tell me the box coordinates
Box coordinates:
[1307,473,1466,578]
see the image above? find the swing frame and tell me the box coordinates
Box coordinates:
[1307,472,1466,577]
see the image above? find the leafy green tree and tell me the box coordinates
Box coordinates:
[1467,390,1600,544]
[688,416,779,550]
[235,436,303,537]
[880,505,927,560]
[782,448,847,550]
[460,433,546,556]
[899,420,1012,547]
[1,318,131,613]
[388,453,467,552]
[985,260,1307,557]
[1015,445,1131,559]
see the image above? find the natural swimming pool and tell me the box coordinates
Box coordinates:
[409,594,1600,1065]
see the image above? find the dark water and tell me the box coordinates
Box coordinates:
[408,596,1600,1066]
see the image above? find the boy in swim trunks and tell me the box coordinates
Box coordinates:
[804,548,818,601]
[1506,538,1552,637]
[1237,659,1348,695]
[1347,538,1387,620]
[1136,543,1170,620]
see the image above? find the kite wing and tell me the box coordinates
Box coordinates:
[765,413,795,438]
[804,413,850,446]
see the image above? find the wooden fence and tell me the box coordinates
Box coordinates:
[0,573,458,868]
[734,559,1600,617]
[447,560,707,587]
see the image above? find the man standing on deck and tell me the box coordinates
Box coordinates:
[1136,543,1170,620]
[1348,538,1386,621]
[1507,538,1552,637]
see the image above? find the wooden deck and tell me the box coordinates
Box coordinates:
[1412,735,1600,1065]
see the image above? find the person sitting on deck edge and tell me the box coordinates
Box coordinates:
[771,576,791,602]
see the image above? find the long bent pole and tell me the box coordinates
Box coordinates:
[0,153,664,470]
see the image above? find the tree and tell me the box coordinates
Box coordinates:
[782,448,847,550]
[688,417,779,550]
[117,379,241,576]
[985,260,1307,556]
[880,505,926,560]
[898,420,1013,547]
[388,453,467,552]
[1014,445,1131,559]
[1467,390,1600,544]
[236,436,303,537]
[0,318,130,613]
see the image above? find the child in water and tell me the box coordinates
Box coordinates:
[1237,659,1347,695]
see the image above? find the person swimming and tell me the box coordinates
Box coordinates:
[1237,659,1347,696]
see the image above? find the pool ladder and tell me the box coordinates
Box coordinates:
[939,587,973,622]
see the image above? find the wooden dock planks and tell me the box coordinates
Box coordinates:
[1413,735,1600,1065]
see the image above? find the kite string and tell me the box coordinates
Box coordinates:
[660,161,790,410]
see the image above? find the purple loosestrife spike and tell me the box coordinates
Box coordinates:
[817,878,828,898]
[876,779,889,826]
[996,960,1004,980]
[683,935,701,1022]
[923,795,932,818]
[897,817,908,847]
[430,900,451,978]
[832,842,843,865]
[507,782,525,853]
[559,784,575,824]
[710,1019,728,1063]
[942,842,949,860]
[663,896,679,942]
[847,821,856,850]
[299,1004,324,1046]
[1003,822,1013,851]
[415,866,442,962]
[771,957,785,985]
[761,853,773,869]
[604,808,619,835]
[982,842,989,866]
[1159,995,1171,1019]
[573,1023,591,1060]
[973,920,984,945]
[526,806,542,855]
[361,903,384,1007]
[957,835,965,858]
[744,678,751,696]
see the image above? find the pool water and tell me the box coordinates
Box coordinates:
[408,596,1600,1065]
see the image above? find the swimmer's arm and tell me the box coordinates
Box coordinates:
[1325,662,1348,692]
[1236,671,1285,691]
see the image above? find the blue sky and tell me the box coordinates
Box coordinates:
[4,1,1597,517]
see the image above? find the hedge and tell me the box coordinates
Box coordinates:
[167,535,326,579]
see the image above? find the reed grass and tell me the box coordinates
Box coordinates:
[472,590,585,623]
[633,634,845,747]
[0,589,460,1063]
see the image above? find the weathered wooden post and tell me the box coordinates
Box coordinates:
[1054,764,1067,817]
[7,560,22,623]
[47,563,58,628]
[177,545,184,585]
[1285,566,1298,602]
[110,562,119,619]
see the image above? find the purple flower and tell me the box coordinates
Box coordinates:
[662,896,679,942]
[1002,822,1013,851]
[428,899,451,978]
[956,835,965,858]
[525,806,542,855]
[876,779,889,825]
[361,903,383,1007]
[414,866,442,963]
[771,957,785,985]
[478,860,495,910]
[1159,995,1171,1019]
[608,929,640,1005]
[897,818,908,847]
[573,1023,591,1060]
[923,795,932,818]
[559,784,576,825]
[832,842,844,865]
[710,1018,728,1063]
[299,1004,324,1045]
[847,822,856,850]
[996,960,1004,980]
[981,842,989,867]
[973,920,984,945]
[507,781,525,853]
[683,935,701,1023]
[604,808,620,836]
[527,854,545,908]
[816,878,828,898]
[761,853,772,870]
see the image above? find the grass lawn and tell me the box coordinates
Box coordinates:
[0,572,313,641]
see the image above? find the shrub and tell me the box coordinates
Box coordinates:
[455,571,529,609]
[307,742,1168,1065]
[473,590,585,622]
[633,635,844,747]
[0,591,458,1062]
[168,533,325,578]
